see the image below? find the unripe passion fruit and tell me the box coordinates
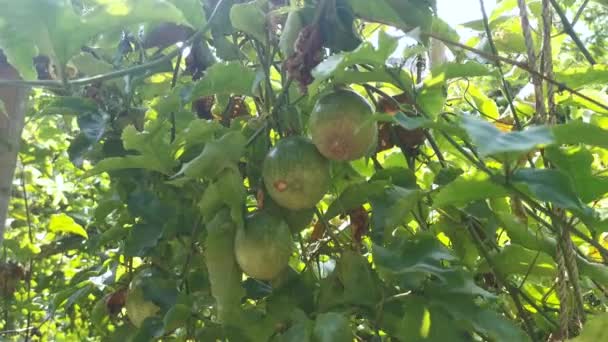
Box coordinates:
[309,88,377,161]
[235,211,294,281]
[262,136,330,210]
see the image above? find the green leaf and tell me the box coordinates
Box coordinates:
[199,168,246,228]
[545,146,608,203]
[556,89,608,114]
[0,0,188,79]
[49,213,88,239]
[433,295,531,342]
[373,234,456,289]
[230,1,267,42]
[572,313,608,341]
[40,96,99,116]
[325,181,388,219]
[318,250,381,311]
[416,84,447,119]
[312,312,353,342]
[512,168,583,209]
[84,155,170,176]
[204,209,245,323]
[279,320,313,342]
[346,0,405,30]
[311,30,401,86]
[554,64,608,88]
[461,116,554,159]
[170,0,207,28]
[425,61,493,88]
[479,244,556,278]
[381,296,469,342]
[553,121,608,148]
[190,62,257,99]
[163,304,191,333]
[370,186,422,236]
[124,223,163,257]
[467,84,500,119]
[433,172,508,207]
[176,130,246,180]
[280,8,310,57]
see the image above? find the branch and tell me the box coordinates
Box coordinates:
[550,0,596,65]
[0,0,228,89]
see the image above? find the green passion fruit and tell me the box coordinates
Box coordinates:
[309,88,377,161]
[235,211,294,281]
[262,136,330,210]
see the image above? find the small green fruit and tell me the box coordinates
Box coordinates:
[235,211,294,281]
[262,136,330,210]
[309,88,377,161]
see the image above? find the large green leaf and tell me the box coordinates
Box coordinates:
[312,312,353,342]
[347,0,433,42]
[311,30,400,86]
[425,61,493,88]
[190,62,258,99]
[124,223,163,256]
[0,0,188,79]
[318,251,381,311]
[229,1,267,42]
[478,244,556,278]
[572,313,608,341]
[170,0,207,28]
[324,180,388,219]
[373,234,456,289]
[49,213,88,239]
[461,116,554,159]
[433,172,508,207]
[554,64,608,88]
[545,146,608,203]
[553,121,608,148]
[175,130,246,180]
[512,168,584,210]
[381,297,470,342]
[433,295,531,342]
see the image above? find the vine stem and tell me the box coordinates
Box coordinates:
[518,0,546,120]
[424,33,608,113]
[19,161,34,342]
[0,0,228,89]
[169,50,183,142]
[478,0,524,130]
[466,219,538,341]
[549,0,596,65]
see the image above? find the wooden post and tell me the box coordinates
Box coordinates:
[0,51,29,246]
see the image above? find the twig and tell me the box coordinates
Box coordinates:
[169,50,183,142]
[314,207,342,249]
[550,0,596,65]
[571,0,590,27]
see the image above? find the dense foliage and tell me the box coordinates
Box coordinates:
[1,0,608,341]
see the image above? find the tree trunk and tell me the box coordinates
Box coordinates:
[0,52,29,246]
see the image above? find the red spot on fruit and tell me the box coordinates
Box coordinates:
[274,180,288,192]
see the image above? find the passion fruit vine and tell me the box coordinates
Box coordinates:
[235,211,294,281]
[262,136,330,210]
[309,88,377,161]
